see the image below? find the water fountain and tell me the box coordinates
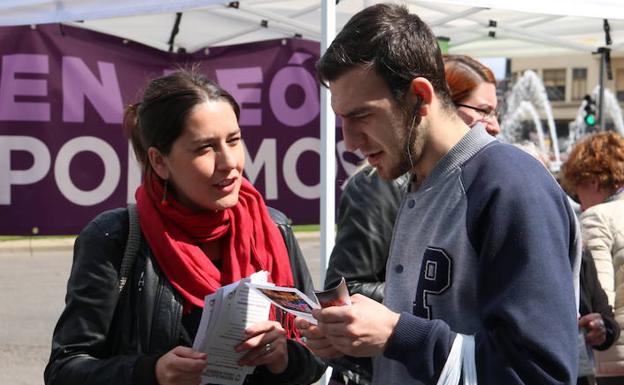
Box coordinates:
[568,85,624,145]
[502,100,546,155]
[501,70,561,171]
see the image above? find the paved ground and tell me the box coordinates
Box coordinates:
[0,233,321,385]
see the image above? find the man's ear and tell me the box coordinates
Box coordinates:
[408,77,435,117]
[147,147,169,180]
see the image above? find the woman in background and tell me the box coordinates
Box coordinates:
[445,54,500,136]
[561,131,624,385]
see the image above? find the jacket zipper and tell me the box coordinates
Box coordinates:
[136,270,145,352]
[137,271,145,293]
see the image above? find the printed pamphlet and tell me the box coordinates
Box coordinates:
[192,271,271,385]
[247,277,351,325]
[192,274,350,384]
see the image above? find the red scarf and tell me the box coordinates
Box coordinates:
[135,175,298,336]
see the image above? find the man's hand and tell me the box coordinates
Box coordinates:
[313,294,400,357]
[579,313,607,347]
[295,317,343,359]
[155,346,208,385]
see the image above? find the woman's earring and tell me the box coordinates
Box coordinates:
[161,179,169,207]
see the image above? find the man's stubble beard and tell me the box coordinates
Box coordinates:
[387,113,428,180]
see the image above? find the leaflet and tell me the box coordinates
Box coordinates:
[193,271,271,385]
[247,277,351,325]
[192,274,351,385]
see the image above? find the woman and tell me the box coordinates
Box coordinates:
[323,54,501,385]
[561,131,624,385]
[444,54,500,136]
[577,248,620,385]
[44,70,325,385]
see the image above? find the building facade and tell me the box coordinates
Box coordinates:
[510,54,624,120]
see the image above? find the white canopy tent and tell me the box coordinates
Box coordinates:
[2,0,624,286]
[2,1,624,57]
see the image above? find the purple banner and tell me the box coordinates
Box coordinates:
[0,25,360,235]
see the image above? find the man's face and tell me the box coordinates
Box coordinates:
[329,67,426,180]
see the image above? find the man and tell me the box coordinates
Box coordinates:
[323,54,502,385]
[296,4,580,385]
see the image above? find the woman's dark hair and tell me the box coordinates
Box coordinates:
[444,54,496,104]
[123,70,240,171]
[316,3,453,109]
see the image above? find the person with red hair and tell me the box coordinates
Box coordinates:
[444,54,500,137]
[561,131,624,385]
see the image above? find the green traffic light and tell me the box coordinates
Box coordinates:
[585,114,596,126]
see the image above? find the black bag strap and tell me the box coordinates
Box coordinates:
[119,203,141,293]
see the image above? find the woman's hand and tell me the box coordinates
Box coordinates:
[235,320,288,374]
[155,346,208,385]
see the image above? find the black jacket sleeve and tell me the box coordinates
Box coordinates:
[324,166,406,302]
[44,208,143,385]
[580,252,621,351]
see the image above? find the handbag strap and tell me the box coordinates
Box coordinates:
[118,203,141,293]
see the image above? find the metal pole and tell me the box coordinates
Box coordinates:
[319,0,336,286]
[319,1,336,384]
[598,48,606,131]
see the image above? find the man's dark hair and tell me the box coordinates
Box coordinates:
[316,3,452,108]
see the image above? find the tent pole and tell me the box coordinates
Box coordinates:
[598,48,605,130]
[319,3,336,287]
[597,19,613,132]
[429,7,485,27]
[167,12,183,53]
[231,3,319,36]
[320,0,336,381]
[198,4,320,47]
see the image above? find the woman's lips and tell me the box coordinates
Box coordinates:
[214,177,236,192]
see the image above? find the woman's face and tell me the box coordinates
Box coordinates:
[149,100,245,211]
[456,82,501,137]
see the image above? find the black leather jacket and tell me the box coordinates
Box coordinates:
[579,250,620,352]
[325,166,407,302]
[323,166,407,385]
[44,207,325,385]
